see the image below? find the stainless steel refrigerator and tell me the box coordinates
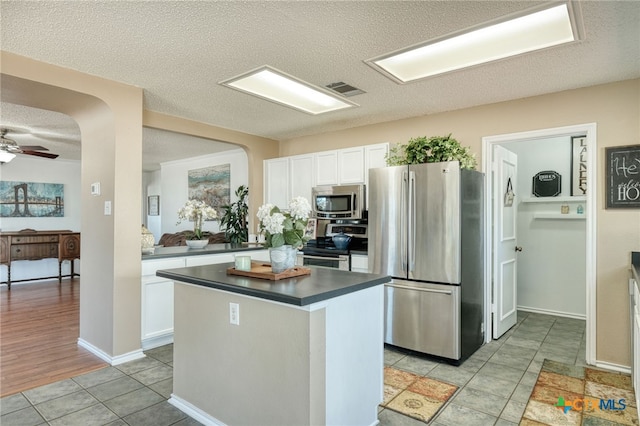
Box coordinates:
[368,161,484,362]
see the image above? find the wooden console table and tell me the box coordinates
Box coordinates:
[0,229,80,289]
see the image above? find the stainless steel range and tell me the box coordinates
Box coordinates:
[297,222,368,271]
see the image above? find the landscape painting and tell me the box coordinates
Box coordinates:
[188,164,230,216]
[0,180,65,217]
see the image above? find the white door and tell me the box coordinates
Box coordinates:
[492,145,519,338]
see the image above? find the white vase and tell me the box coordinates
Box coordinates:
[269,245,296,273]
[141,225,155,254]
[186,239,209,249]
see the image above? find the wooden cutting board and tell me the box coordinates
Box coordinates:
[227,262,311,281]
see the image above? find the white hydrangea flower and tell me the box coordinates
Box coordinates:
[263,212,285,234]
[288,196,311,221]
[257,203,275,221]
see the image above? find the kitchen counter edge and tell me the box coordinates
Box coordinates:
[156,264,390,306]
[142,243,266,260]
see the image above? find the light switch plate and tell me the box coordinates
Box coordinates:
[91,182,101,196]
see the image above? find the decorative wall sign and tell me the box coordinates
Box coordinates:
[148,195,160,216]
[0,180,64,217]
[606,144,640,208]
[532,171,561,197]
[571,135,587,196]
[188,163,230,216]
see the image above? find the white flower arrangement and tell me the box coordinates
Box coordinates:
[257,196,312,248]
[176,199,218,240]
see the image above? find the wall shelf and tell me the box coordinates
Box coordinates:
[533,213,586,220]
[522,196,586,203]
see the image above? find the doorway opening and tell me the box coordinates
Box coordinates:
[482,123,597,365]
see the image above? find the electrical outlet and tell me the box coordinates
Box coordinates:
[104,201,112,215]
[229,302,239,325]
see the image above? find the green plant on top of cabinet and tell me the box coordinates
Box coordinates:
[386,134,477,170]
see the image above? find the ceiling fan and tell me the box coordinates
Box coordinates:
[0,128,59,163]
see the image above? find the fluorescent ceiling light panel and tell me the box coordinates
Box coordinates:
[367,3,577,83]
[220,66,358,115]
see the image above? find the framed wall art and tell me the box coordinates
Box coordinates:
[188,163,231,216]
[606,144,640,208]
[571,135,587,196]
[148,195,160,216]
[304,218,317,240]
[0,180,64,217]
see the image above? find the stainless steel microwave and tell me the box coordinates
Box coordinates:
[311,184,365,219]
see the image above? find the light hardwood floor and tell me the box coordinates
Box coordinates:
[0,278,108,397]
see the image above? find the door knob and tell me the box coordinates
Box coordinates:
[515,246,523,252]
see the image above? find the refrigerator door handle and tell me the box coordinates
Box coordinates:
[408,170,416,272]
[386,282,453,295]
[401,170,408,269]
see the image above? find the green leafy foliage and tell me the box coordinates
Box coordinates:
[219,185,249,243]
[386,134,477,170]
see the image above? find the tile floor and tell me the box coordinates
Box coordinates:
[0,311,618,426]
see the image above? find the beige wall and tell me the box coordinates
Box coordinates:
[281,79,640,367]
[2,52,144,356]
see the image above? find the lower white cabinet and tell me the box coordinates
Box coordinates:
[351,254,369,273]
[141,250,269,349]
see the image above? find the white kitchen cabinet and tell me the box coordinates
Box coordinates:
[351,254,369,273]
[141,250,269,349]
[315,150,339,186]
[141,257,185,350]
[338,147,365,184]
[264,143,388,210]
[365,143,389,171]
[364,143,389,207]
[264,157,290,208]
[289,154,315,202]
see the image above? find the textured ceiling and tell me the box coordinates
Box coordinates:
[1,1,639,171]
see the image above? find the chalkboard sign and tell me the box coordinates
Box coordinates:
[532,170,561,197]
[606,145,640,208]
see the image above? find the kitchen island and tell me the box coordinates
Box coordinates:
[156,263,389,426]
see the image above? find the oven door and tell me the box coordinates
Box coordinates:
[297,253,350,270]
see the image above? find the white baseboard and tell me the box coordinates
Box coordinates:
[141,333,173,351]
[78,338,145,365]
[517,305,586,321]
[592,359,632,375]
[169,394,227,426]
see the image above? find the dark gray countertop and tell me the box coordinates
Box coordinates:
[142,243,267,260]
[156,263,390,306]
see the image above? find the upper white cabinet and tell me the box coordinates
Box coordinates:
[338,147,365,184]
[263,143,389,208]
[364,143,389,206]
[264,157,290,208]
[290,154,315,202]
[365,143,389,171]
[315,151,339,186]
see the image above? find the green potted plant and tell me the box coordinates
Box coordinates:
[386,134,477,170]
[219,185,249,243]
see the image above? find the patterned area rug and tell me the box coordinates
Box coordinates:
[522,359,639,425]
[381,366,459,423]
